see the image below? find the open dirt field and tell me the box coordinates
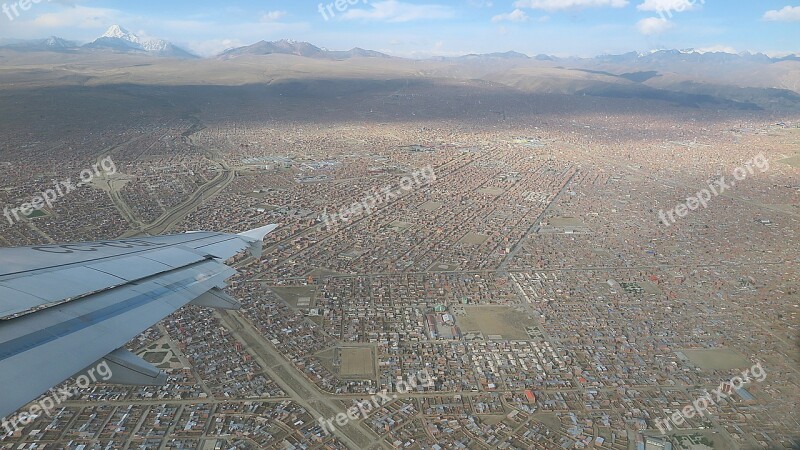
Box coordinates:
[459,232,489,245]
[270,286,317,308]
[457,306,538,340]
[340,347,374,377]
[420,201,443,211]
[680,348,752,370]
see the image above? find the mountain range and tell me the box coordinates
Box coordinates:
[216,39,392,60]
[0,26,394,61]
[1,25,798,111]
[82,25,197,59]
[0,26,197,59]
[2,25,797,65]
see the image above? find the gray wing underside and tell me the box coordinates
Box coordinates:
[0,225,277,419]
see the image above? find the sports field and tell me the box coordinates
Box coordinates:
[340,347,374,377]
[680,348,751,370]
[458,306,538,340]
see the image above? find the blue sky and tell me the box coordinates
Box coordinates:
[0,0,797,57]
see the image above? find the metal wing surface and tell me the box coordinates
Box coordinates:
[0,225,277,419]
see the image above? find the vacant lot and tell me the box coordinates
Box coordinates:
[477,187,504,196]
[270,286,317,308]
[459,232,489,245]
[640,280,663,295]
[457,306,538,340]
[549,217,585,227]
[680,348,751,370]
[420,201,443,211]
[388,220,413,231]
[777,154,800,168]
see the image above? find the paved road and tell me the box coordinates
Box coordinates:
[498,168,578,270]
[218,310,390,450]
[124,165,236,237]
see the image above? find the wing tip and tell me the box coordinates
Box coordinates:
[237,224,279,242]
[237,224,278,258]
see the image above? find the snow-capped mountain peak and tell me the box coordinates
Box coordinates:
[140,39,170,52]
[44,36,73,48]
[101,25,140,44]
[85,25,197,58]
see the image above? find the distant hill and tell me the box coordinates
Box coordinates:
[466,51,530,60]
[1,36,79,53]
[431,51,531,62]
[217,40,391,60]
[326,47,392,59]
[0,33,797,110]
[3,32,797,69]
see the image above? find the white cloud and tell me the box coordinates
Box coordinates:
[260,11,287,22]
[341,0,455,22]
[513,0,628,11]
[636,16,673,34]
[31,6,126,29]
[637,0,702,13]
[185,38,245,57]
[492,9,530,22]
[160,19,219,33]
[763,5,800,22]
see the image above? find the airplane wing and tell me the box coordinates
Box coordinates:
[0,224,277,420]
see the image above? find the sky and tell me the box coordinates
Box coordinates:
[0,0,797,57]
